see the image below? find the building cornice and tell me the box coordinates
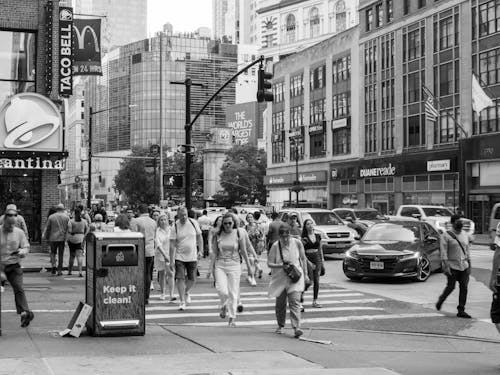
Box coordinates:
[256,0,308,14]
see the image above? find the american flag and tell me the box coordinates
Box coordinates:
[423,87,439,122]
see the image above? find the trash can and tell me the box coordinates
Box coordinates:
[85,232,145,336]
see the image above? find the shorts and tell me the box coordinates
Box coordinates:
[175,260,197,281]
[492,293,500,324]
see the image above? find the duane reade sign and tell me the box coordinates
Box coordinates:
[359,163,396,178]
[0,93,63,152]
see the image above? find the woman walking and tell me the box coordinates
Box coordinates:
[301,219,325,308]
[268,223,309,338]
[67,208,89,277]
[155,214,175,301]
[245,213,264,280]
[210,213,253,327]
[207,216,222,278]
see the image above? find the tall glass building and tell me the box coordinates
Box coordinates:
[86,32,238,154]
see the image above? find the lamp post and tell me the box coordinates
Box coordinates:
[87,104,136,209]
[290,137,304,207]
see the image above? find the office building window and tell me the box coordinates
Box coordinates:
[473,99,500,134]
[381,36,394,69]
[310,132,326,158]
[290,73,303,97]
[381,119,395,151]
[0,30,36,106]
[310,7,320,38]
[333,92,350,118]
[439,17,454,50]
[332,126,351,155]
[272,111,284,133]
[404,71,421,103]
[438,62,454,96]
[364,44,377,74]
[290,138,304,161]
[286,14,296,43]
[404,114,425,147]
[272,140,285,163]
[333,55,351,83]
[310,98,325,124]
[376,3,383,28]
[310,65,326,90]
[336,3,347,32]
[381,79,394,109]
[477,0,500,38]
[365,122,377,153]
[386,0,394,22]
[418,0,426,9]
[290,105,303,128]
[366,8,374,31]
[405,28,424,61]
[435,108,460,144]
[273,81,284,102]
[479,47,500,85]
[403,0,409,15]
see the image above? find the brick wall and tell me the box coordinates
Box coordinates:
[40,170,60,252]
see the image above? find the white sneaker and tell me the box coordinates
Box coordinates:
[179,302,186,311]
[160,294,166,300]
[249,277,257,287]
[150,283,155,291]
[185,293,191,304]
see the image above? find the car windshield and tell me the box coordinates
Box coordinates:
[304,212,342,226]
[355,210,383,220]
[364,223,421,242]
[422,207,453,216]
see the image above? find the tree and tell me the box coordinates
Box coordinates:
[114,146,158,206]
[219,144,267,206]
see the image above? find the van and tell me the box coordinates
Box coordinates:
[490,203,500,242]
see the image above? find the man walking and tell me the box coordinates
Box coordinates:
[436,214,473,318]
[170,206,203,310]
[44,203,69,275]
[0,204,29,238]
[490,222,500,333]
[130,204,157,304]
[198,210,211,258]
[267,211,282,250]
[0,205,34,327]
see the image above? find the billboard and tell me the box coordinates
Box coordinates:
[72,18,102,75]
[225,102,259,146]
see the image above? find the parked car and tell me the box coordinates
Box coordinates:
[343,220,442,282]
[490,203,500,243]
[278,208,358,256]
[333,208,388,237]
[395,205,475,235]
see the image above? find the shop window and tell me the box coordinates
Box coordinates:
[416,175,429,191]
[340,179,357,193]
[443,173,458,190]
[429,174,443,190]
[0,30,36,106]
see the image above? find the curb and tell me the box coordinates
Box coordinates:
[22,266,87,273]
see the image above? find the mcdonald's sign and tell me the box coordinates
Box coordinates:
[72,19,102,75]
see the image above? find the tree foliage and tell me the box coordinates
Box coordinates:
[219,144,267,206]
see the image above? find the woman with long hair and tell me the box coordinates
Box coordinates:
[209,213,252,327]
[67,207,89,277]
[155,214,175,301]
[207,216,222,278]
[268,223,309,338]
[301,219,325,308]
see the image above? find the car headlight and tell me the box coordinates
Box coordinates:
[345,249,359,259]
[399,252,420,261]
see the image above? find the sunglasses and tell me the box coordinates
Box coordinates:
[223,222,233,226]
[6,213,17,217]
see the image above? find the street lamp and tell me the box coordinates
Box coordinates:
[87,104,136,209]
[289,137,304,207]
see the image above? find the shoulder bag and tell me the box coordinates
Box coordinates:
[278,240,301,283]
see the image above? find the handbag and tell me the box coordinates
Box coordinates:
[278,240,301,283]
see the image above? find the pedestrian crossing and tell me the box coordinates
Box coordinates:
[146,286,442,327]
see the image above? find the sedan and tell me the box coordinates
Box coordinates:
[342,220,442,282]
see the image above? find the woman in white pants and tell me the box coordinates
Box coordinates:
[210,213,252,327]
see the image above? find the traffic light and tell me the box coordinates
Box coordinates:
[257,67,273,102]
[163,173,183,188]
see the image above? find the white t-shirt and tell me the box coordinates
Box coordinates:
[171,218,201,262]
[495,222,500,247]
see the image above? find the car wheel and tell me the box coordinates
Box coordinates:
[414,256,431,282]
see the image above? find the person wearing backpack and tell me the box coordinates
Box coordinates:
[210,213,253,327]
[436,214,473,318]
[170,206,204,311]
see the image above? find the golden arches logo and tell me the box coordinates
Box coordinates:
[73,24,100,52]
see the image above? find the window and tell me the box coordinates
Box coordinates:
[381,119,395,150]
[400,207,420,217]
[404,114,425,147]
[332,92,350,118]
[365,122,377,153]
[478,0,500,38]
[366,8,374,31]
[439,62,453,96]
[310,65,326,90]
[479,47,500,85]
[406,28,424,61]
[364,45,377,74]
[0,30,36,106]
[435,107,459,144]
[386,0,393,22]
[376,3,383,27]
[332,127,351,155]
[439,17,453,50]
[406,72,420,103]
[336,9,347,32]
[272,111,285,163]
[381,79,394,109]
[273,81,284,102]
[310,132,326,158]
[310,7,320,38]
[272,140,285,164]
[310,98,325,124]
[286,14,296,43]
[403,0,409,15]
[290,74,303,97]
[473,99,500,134]
[418,0,426,9]
[272,111,284,133]
[290,105,303,128]
[333,56,351,83]
[381,37,394,69]
[290,137,304,161]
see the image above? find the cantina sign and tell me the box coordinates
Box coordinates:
[0,156,65,170]
[359,163,396,178]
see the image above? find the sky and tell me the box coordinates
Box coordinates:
[148,0,213,36]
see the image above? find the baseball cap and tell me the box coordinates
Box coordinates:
[56,203,65,210]
[6,204,17,212]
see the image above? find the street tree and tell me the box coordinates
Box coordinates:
[219,144,267,206]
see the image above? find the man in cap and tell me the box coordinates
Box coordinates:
[44,203,70,275]
[0,204,29,238]
[0,205,34,327]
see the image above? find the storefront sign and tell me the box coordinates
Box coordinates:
[308,123,325,134]
[0,93,63,152]
[331,118,347,129]
[58,7,73,97]
[264,170,327,185]
[73,18,103,75]
[226,102,258,145]
[359,163,396,178]
[427,159,450,172]
[0,156,65,170]
[289,127,303,138]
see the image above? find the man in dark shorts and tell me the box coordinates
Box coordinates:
[170,207,203,311]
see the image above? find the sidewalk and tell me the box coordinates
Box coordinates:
[21,247,84,273]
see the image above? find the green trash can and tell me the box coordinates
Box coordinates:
[85,232,145,336]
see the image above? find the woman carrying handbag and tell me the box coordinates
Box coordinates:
[301,219,325,308]
[267,223,309,338]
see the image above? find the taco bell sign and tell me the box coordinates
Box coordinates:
[58,7,73,97]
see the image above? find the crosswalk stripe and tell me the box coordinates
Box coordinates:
[146,306,384,320]
[179,313,443,327]
[149,288,354,299]
[146,298,384,312]
[148,292,366,305]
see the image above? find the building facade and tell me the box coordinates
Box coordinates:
[0,0,69,249]
[265,27,361,208]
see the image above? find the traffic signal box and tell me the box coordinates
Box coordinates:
[257,67,273,102]
[163,173,184,189]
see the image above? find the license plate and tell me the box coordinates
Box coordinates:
[370,261,384,270]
